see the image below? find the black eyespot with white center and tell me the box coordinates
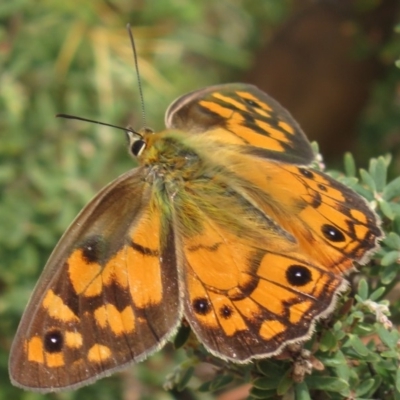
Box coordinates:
[44,330,64,353]
[321,224,346,242]
[81,235,104,264]
[286,265,312,287]
[219,305,233,319]
[298,168,314,179]
[192,298,211,315]
[244,98,260,108]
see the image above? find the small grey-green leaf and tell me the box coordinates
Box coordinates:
[380,350,399,358]
[277,370,293,395]
[357,279,369,301]
[249,387,276,399]
[294,382,311,400]
[356,379,376,397]
[176,366,195,391]
[252,377,278,390]
[360,169,376,191]
[371,156,387,192]
[383,176,400,200]
[173,324,191,349]
[379,199,395,220]
[396,368,400,392]
[344,152,356,177]
[306,376,349,392]
[376,324,399,350]
[381,250,400,266]
[381,263,398,284]
[319,330,338,352]
[383,232,400,250]
[255,360,284,379]
[198,380,212,392]
[209,375,234,392]
[346,335,370,357]
[369,286,386,301]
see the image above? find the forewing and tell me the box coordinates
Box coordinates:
[9,168,180,392]
[166,83,314,165]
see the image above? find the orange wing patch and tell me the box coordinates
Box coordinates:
[227,154,381,272]
[181,209,344,361]
[42,290,79,322]
[94,304,135,335]
[128,205,163,308]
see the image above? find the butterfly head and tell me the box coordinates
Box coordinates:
[126,126,154,157]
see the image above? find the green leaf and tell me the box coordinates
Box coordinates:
[276,369,293,395]
[383,232,400,250]
[357,279,369,301]
[305,376,349,392]
[381,263,398,284]
[198,380,212,392]
[249,387,276,399]
[383,176,400,200]
[376,324,399,350]
[252,377,278,390]
[344,152,356,177]
[380,250,400,266]
[356,378,376,397]
[369,286,386,301]
[319,330,338,352]
[379,199,395,220]
[176,366,194,391]
[294,382,311,400]
[255,360,284,379]
[396,368,400,393]
[209,374,235,392]
[173,324,191,349]
[360,169,376,191]
[345,335,370,357]
[380,350,399,358]
[370,156,387,192]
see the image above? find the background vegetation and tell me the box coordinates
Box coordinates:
[1,1,400,399]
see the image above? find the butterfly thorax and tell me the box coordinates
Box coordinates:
[135,130,286,243]
[138,131,211,186]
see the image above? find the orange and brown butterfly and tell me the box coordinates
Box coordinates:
[9,83,382,392]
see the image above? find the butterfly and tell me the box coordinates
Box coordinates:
[9,83,382,392]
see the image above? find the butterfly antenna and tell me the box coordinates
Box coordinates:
[126,23,147,129]
[56,114,142,137]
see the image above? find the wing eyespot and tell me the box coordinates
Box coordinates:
[298,167,314,179]
[44,330,64,353]
[244,98,261,108]
[81,236,104,264]
[286,265,312,287]
[192,298,212,315]
[219,305,233,319]
[321,224,346,242]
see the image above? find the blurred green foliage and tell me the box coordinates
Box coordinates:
[1,1,400,399]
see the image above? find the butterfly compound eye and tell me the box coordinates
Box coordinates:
[130,139,146,157]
